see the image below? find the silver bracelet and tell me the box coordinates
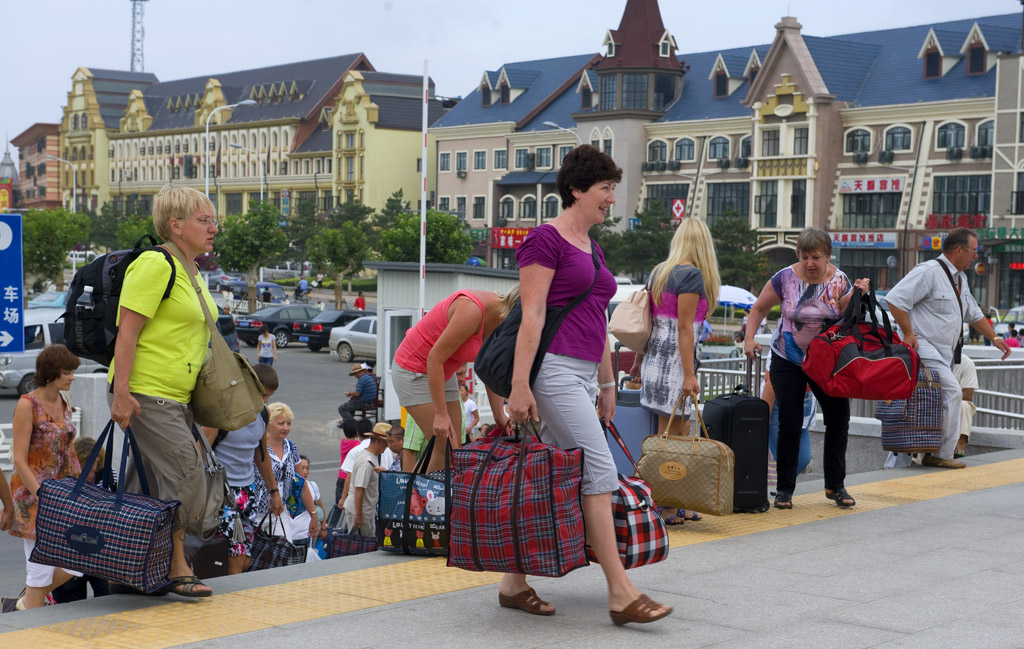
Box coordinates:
[598,381,616,389]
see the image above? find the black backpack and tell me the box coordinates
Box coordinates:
[63,234,176,366]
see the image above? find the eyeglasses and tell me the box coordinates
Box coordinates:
[193,216,219,228]
[959,245,979,255]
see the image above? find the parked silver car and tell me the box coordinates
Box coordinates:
[328,316,377,362]
[994,306,1024,337]
[0,308,108,395]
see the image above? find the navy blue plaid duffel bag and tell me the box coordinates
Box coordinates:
[30,421,179,593]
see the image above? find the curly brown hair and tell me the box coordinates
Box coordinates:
[35,344,80,386]
[556,145,623,209]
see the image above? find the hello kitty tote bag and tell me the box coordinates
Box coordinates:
[376,438,450,556]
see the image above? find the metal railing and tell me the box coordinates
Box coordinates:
[697,354,1022,431]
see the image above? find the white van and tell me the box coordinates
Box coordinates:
[0,308,107,395]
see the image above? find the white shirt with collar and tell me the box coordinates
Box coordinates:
[340,438,395,474]
[885,254,984,366]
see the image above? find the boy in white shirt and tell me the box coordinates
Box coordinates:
[342,428,388,536]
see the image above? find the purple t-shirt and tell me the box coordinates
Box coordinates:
[515,224,618,363]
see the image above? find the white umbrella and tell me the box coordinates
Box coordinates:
[717,285,757,309]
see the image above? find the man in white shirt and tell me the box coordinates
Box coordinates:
[342,428,388,537]
[886,228,1009,468]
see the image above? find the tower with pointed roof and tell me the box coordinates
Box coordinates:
[0,141,18,212]
[575,0,686,218]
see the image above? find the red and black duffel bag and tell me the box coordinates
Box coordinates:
[802,284,918,401]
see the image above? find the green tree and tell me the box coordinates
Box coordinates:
[326,200,375,231]
[115,212,160,249]
[370,189,410,250]
[22,208,91,291]
[307,222,370,308]
[377,211,472,264]
[215,201,288,310]
[603,206,675,281]
[90,202,122,251]
[286,198,319,266]
[710,213,771,292]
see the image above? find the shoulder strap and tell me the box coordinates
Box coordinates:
[212,429,229,450]
[135,235,177,300]
[162,241,223,343]
[936,258,964,323]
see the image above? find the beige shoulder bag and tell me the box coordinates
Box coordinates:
[636,393,735,516]
[164,242,264,431]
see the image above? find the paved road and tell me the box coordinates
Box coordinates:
[0,339,371,599]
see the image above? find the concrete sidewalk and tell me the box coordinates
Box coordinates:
[2,449,1024,649]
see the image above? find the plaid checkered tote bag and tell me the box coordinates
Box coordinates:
[248,514,305,571]
[875,366,944,453]
[586,422,668,569]
[325,528,377,558]
[30,420,179,593]
[448,426,588,578]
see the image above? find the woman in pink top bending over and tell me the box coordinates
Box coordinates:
[392,288,517,473]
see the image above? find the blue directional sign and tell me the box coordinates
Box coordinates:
[0,213,24,353]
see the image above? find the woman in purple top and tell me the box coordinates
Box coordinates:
[744,228,868,510]
[504,145,672,626]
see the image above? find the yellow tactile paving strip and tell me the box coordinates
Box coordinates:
[3,457,1023,649]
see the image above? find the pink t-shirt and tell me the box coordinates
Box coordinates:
[393,290,485,379]
[338,438,361,479]
[515,224,618,363]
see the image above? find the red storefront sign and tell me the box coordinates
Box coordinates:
[491,227,531,249]
[924,214,987,230]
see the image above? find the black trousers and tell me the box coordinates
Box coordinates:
[770,352,850,495]
[338,399,374,421]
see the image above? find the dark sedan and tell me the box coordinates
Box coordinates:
[235,304,322,349]
[291,309,376,352]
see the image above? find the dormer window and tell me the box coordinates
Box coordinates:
[607,42,615,57]
[581,86,592,109]
[481,85,491,106]
[748,66,759,86]
[714,72,728,98]
[660,41,670,57]
[924,49,941,79]
[968,43,986,75]
[499,83,510,104]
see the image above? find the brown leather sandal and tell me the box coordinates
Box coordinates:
[498,587,555,616]
[609,594,672,626]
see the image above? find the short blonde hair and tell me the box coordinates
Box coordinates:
[266,401,294,424]
[152,185,214,240]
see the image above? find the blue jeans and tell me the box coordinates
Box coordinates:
[258,357,274,366]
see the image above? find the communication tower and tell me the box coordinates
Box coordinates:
[130,0,149,72]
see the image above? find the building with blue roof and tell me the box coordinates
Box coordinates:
[431,0,1024,308]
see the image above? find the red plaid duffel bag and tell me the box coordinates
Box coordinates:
[448,429,587,578]
[587,422,668,569]
[802,286,918,401]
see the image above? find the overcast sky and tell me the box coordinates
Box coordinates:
[4,0,1020,166]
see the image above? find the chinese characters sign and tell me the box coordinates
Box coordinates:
[491,227,532,249]
[0,214,24,352]
[838,177,903,193]
[978,227,1022,241]
[830,232,897,248]
[924,214,987,230]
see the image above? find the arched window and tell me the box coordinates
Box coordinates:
[884,126,912,151]
[80,147,86,161]
[81,115,87,129]
[499,196,515,220]
[272,131,278,148]
[648,141,667,162]
[520,196,537,219]
[977,120,994,147]
[543,195,560,219]
[845,129,871,153]
[937,122,965,149]
[708,136,729,159]
[261,133,267,149]
[72,115,79,129]
[674,138,694,160]
[740,136,751,158]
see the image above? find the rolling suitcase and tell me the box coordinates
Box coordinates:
[701,357,770,513]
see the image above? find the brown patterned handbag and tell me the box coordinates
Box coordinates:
[636,393,735,516]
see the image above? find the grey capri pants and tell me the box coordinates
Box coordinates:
[530,353,619,496]
[391,362,460,407]
[108,391,207,534]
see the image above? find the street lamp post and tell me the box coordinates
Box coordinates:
[205,100,257,199]
[230,143,265,202]
[542,121,581,146]
[47,155,76,211]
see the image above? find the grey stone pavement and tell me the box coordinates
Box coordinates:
[3,449,1024,649]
